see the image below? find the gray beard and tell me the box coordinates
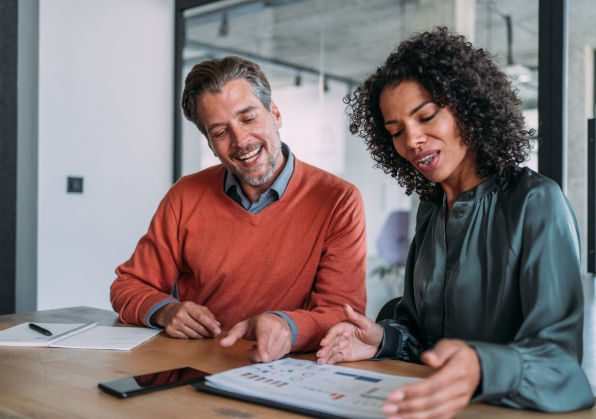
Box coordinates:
[232,142,282,186]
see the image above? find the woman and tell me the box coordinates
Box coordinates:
[316,27,594,417]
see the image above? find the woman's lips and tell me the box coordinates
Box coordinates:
[413,151,440,172]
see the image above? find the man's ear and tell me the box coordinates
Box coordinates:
[271,101,282,129]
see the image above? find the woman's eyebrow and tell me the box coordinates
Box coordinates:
[409,100,432,116]
[384,100,433,127]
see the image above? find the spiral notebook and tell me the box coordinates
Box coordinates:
[0,322,161,350]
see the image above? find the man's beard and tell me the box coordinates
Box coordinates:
[231,140,282,187]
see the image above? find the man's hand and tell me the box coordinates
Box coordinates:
[316,304,384,364]
[152,301,221,339]
[219,313,292,363]
[381,339,481,419]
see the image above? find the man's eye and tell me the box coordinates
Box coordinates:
[213,129,226,139]
[243,117,256,124]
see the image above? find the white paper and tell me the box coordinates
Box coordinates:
[0,322,160,350]
[53,326,160,350]
[205,358,421,419]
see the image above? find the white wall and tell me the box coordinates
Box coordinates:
[37,0,174,310]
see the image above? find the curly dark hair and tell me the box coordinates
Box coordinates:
[346,27,533,200]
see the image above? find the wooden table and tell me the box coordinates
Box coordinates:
[0,307,594,418]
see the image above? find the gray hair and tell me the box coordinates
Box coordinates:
[181,56,272,135]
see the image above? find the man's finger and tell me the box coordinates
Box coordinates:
[187,306,222,336]
[164,326,190,339]
[219,320,249,347]
[179,323,206,338]
[254,324,273,362]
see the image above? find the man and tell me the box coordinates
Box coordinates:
[110,56,366,362]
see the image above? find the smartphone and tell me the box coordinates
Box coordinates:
[98,366,210,398]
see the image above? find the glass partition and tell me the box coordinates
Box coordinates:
[178,0,538,316]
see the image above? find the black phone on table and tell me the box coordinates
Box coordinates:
[98,366,209,398]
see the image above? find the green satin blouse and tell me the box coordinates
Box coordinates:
[377,168,594,412]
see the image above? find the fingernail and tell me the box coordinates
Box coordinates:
[214,327,221,335]
[423,352,435,363]
[381,403,398,414]
[390,391,405,401]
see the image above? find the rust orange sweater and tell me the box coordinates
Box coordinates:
[110,159,366,351]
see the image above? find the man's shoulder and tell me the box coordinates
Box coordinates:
[165,165,225,204]
[171,165,225,191]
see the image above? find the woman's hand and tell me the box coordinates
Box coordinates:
[382,339,481,419]
[316,304,384,364]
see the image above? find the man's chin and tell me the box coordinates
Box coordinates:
[235,169,273,187]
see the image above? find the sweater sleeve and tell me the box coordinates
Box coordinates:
[110,192,183,326]
[281,187,367,351]
[468,181,594,412]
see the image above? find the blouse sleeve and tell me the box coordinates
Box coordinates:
[469,180,594,412]
[375,239,426,362]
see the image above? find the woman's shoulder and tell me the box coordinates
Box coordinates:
[502,167,566,205]
[501,167,577,229]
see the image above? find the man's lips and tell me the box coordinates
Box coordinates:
[236,145,263,164]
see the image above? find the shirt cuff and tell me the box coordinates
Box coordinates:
[145,298,179,329]
[269,311,298,346]
[373,319,403,359]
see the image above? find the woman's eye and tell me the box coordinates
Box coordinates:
[420,111,437,122]
[391,130,403,139]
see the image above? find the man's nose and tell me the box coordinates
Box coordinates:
[229,124,250,148]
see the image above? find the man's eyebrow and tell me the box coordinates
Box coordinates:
[384,100,434,127]
[206,106,259,133]
[235,106,258,116]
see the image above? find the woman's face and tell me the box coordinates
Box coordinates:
[379,80,479,194]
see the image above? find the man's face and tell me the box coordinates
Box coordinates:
[196,78,283,192]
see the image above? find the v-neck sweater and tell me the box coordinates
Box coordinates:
[110,159,367,351]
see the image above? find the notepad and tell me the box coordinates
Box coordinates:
[0,322,161,350]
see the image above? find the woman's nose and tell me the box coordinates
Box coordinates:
[404,126,426,150]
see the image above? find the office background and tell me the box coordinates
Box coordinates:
[1,0,596,384]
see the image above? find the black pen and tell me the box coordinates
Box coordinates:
[29,323,53,337]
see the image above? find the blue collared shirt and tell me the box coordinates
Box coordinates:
[225,142,298,346]
[224,143,294,213]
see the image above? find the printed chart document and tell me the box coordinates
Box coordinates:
[195,358,421,419]
[0,322,161,350]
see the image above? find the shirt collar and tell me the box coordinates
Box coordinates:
[224,142,294,199]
